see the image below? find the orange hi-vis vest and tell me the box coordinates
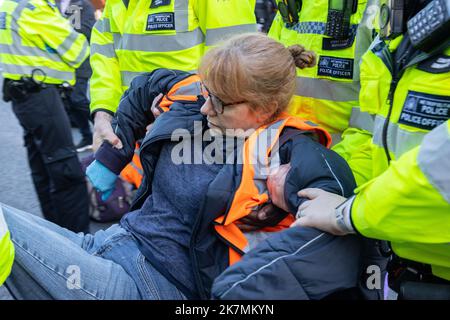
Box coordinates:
[120,72,332,266]
[120,144,144,189]
[214,114,331,265]
[120,74,204,188]
[159,74,204,111]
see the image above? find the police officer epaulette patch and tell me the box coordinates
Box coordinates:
[417,54,450,74]
[150,0,171,8]
[398,90,450,131]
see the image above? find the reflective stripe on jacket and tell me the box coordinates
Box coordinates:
[214,115,331,265]
[119,144,143,189]
[89,0,257,115]
[337,35,450,280]
[0,0,89,84]
[268,0,378,134]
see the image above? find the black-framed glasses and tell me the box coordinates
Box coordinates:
[203,84,247,114]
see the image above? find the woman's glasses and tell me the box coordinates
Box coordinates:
[202,84,247,114]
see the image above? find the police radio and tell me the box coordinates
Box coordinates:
[407,0,450,51]
[325,0,358,39]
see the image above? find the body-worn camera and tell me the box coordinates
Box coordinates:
[379,0,407,39]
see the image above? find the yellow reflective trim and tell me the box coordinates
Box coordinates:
[349,107,375,132]
[91,43,116,58]
[2,63,74,82]
[116,28,204,52]
[93,18,111,33]
[418,121,450,202]
[296,77,360,102]
[205,24,257,46]
[372,115,427,159]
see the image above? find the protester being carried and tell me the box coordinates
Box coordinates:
[3,33,362,300]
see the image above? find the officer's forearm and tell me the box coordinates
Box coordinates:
[94,110,114,124]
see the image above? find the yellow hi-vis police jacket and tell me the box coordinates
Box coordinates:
[0,0,90,85]
[89,0,257,115]
[336,35,450,280]
[0,207,14,286]
[268,0,379,134]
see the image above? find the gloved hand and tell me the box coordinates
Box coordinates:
[291,188,348,235]
[86,160,117,201]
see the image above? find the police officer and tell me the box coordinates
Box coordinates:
[0,0,91,232]
[90,0,258,151]
[268,0,379,141]
[56,0,96,152]
[273,0,450,299]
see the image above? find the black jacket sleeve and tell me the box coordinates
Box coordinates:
[279,129,356,214]
[95,69,193,174]
[70,0,95,78]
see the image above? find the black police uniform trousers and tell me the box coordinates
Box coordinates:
[66,76,92,141]
[11,85,90,233]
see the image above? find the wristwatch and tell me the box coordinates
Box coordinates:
[335,196,356,234]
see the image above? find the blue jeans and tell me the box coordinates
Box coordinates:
[1,204,186,300]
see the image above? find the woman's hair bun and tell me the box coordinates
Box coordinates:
[288,45,317,69]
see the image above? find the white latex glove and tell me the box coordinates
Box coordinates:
[291,188,348,235]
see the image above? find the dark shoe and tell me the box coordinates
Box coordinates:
[75,137,93,152]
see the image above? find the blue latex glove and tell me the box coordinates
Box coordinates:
[86,160,117,201]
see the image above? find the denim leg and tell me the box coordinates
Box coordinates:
[98,236,187,300]
[2,204,141,300]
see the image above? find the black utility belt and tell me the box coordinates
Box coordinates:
[2,78,71,102]
[389,256,450,287]
[388,257,450,299]
[2,78,46,102]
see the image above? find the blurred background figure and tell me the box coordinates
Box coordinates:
[56,0,96,152]
[0,0,90,233]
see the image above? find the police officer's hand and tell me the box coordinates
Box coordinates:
[237,204,289,232]
[267,163,291,212]
[291,188,348,235]
[93,111,123,151]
